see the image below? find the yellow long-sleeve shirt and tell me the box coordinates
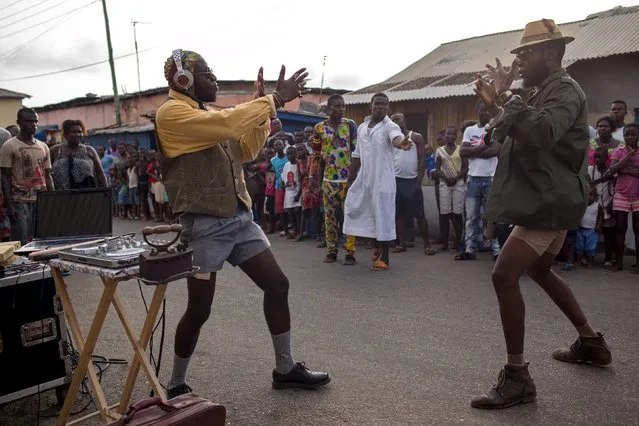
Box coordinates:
[156,89,276,163]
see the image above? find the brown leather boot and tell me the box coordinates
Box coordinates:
[471,363,536,409]
[552,332,612,366]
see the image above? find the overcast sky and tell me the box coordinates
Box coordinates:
[0,0,634,107]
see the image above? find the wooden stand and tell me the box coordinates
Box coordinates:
[50,262,167,426]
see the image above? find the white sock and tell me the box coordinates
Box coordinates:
[168,354,191,389]
[272,331,296,374]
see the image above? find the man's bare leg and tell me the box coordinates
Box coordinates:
[239,249,330,389]
[472,236,611,409]
[168,274,217,395]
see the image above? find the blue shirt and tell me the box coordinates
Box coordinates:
[270,155,289,190]
[101,154,115,171]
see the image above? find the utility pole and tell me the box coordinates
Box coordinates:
[101,0,121,126]
[319,55,327,105]
[132,20,151,94]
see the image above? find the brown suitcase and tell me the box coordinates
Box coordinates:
[108,394,225,425]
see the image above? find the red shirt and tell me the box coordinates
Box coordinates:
[146,163,157,184]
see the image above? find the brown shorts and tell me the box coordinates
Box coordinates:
[509,226,567,256]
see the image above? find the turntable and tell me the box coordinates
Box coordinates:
[58,236,149,268]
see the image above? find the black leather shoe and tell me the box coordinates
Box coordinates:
[166,383,193,399]
[272,362,330,389]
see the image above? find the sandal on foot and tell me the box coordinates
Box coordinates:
[323,253,337,263]
[603,261,613,269]
[455,252,476,261]
[370,259,389,271]
[562,263,575,271]
[424,248,438,256]
[392,246,407,253]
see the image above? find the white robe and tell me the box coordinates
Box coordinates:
[343,115,404,241]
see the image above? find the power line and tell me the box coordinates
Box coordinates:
[0,0,97,39]
[0,2,86,60]
[0,0,27,12]
[0,45,161,82]
[0,0,53,23]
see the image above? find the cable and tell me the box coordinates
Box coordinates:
[0,0,27,12]
[0,45,161,82]
[0,3,86,60]
[0,0,98,40]
[0,0,57,23]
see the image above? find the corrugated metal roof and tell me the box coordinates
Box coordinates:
[344,7,639,105]
[0,88,30,99]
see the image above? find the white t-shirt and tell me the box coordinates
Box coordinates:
[581,202,599,229]
[393,131,418,179]
[281,161,301,209]
[462,124,497,177]
[613,126,624,142]
[127,167,138,189]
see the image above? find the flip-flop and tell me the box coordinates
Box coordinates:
[370,259,389,271]
[392,246,407,253]
[424,248,438,256]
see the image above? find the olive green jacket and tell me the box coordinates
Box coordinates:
[485,69,589,230]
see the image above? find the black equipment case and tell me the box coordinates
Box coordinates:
[0,266,71,405]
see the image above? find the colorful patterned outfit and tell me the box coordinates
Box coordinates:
[313,118,357,255]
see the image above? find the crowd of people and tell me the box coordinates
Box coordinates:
[241,96,638,274]
[0,113,177,245]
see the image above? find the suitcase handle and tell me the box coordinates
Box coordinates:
[122,397,176,423]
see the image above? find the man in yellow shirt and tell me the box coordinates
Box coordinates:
[155,50,330,398]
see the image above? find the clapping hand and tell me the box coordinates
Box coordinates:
[274,65,310,104]
[473,74,498,108]
[485,57,519,95]
[253,67,265,100]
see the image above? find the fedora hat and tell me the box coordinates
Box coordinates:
[511,19,574,54]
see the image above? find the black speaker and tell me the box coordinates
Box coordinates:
[0,268,71,405]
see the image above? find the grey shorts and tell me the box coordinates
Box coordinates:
[179,207,270,273]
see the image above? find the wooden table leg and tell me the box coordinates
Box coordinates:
[55,272,118,426]
[52,267,109,421]
[117,283,168,414]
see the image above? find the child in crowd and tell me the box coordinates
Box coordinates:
[296,145,315,241]
[126,158,140,220]
[117,170,129,219]
[261,147,276,233]
[575,187,602,268]
[589,147,616,268]
[609,123,639,272]
[109,168,118,216]
[282,146,302,239]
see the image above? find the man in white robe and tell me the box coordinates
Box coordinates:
[343,93,411,271]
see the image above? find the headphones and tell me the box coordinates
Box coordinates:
[172,49,194,90]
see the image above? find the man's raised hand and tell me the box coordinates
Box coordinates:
[253,67,265,100]
[274,65,310,104]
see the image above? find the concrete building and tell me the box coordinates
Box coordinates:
[343,6,639,151]
[0,88,30,128]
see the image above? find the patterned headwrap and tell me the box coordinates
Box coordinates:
[163,50,204,97]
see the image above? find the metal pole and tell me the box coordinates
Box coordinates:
[133,21,141,94]
[101,0,121,125]
[319,55,327,104]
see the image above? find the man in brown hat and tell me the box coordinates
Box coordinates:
[471,19,612,409]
